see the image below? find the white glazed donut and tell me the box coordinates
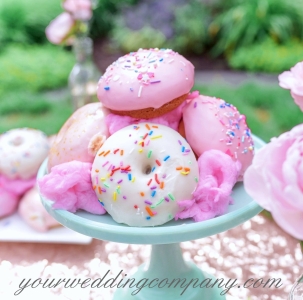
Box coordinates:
[91,123,199,226]
[0,128,50,179]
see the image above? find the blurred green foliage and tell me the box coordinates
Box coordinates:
[0,92,51,115]
[0,44,74,92]
[110,0,209,54]
[195,82,303,142]
[109,0,303,73]
[111,25,167,53]
[228,39,303,73]
[0,96,72,135]
[90,0,138,39]
[0,0,137,45]
[0,43,74,134]
[171,1,209,54]
[1,0,302,74]
[210,0,303,56]
[0,0,62,45]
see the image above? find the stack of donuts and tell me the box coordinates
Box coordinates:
[39,48,254,227]
[0,129,59,231]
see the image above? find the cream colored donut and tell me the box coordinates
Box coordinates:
[48,103,110,170]
[92,123,199,227]
[0,128,50,179]
[18,187,60,232]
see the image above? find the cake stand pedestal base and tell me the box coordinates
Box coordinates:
[113,243,225,300]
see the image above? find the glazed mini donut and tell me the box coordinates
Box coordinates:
[0,128,50,180]
[18,187,60,232]
[181,95,254,178]
[48,102,110,170]
[91,123,199,227]
[97,48,194,119]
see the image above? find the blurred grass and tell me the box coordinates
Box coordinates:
[0,43,74,136]
[0,44,74,92]
[194,81,303,142]
[0,92,72,136]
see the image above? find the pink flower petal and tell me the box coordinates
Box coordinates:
[278,61,303,110]
[63,0,92,21]
[278,71,296,89]
[45,12,75,45]
[271,202,303,240]
[243,164,271,211]
[244,123,303,239]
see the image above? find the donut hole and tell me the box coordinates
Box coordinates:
[10,136,24,146]
[143,164,152,175]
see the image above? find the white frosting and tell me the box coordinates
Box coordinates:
[0,128,50,179]
[91,123,199,227]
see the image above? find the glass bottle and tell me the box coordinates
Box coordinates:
[68,36,101,111]
[289,274,303,299]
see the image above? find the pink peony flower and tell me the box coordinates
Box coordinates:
[62,0,92,21]
[244,124,303,240]
[45,12,75,45]
[279,61,303,112]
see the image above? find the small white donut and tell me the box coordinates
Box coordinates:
[0,128,50,179]
[92,123,199,227]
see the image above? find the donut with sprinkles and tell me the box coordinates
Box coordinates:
[180,95,254,179]
[91,123,199,226]
[0,128,50,180]
[97,48,194,119]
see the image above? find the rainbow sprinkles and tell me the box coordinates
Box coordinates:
[91,123,200,227]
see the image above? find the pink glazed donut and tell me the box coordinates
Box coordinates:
[181,95,254,179]
[48,102,110,170]
[97,48,194,119]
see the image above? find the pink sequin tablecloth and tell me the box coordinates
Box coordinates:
[0,214,302,300]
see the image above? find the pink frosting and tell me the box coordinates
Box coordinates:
[105,101,186,135]
[48,103,110,170]
[18,187,60,232]
[97,48,194,111]
[38,161,106,215]
[182,95,254,179]
[175,149,241,222]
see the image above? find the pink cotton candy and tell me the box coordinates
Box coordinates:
[175,150,241,222]
[0,186,20,218]
[0,174,37,217]
[106,101,187,135]
[186,90,200,100]
[0,174,36,196]
[38,161,106,215]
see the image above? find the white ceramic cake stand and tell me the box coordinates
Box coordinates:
[38,135,265,300]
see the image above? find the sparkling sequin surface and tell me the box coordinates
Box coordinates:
[0,214,301,300]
